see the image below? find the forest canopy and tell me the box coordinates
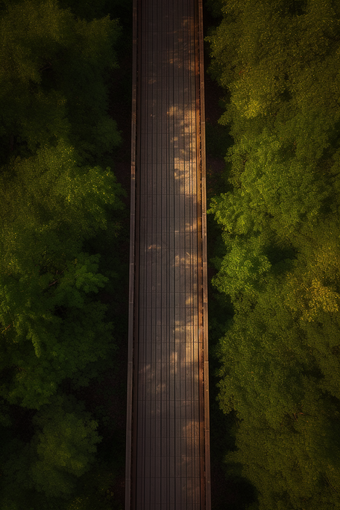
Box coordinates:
[0,0,127,508]
[206,0,340,508]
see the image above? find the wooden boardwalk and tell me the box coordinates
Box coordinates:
[126,0,210,508]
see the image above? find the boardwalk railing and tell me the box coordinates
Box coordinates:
[125,0,210,507]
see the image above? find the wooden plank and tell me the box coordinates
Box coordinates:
[159,14,168,506]
[127,0,211,507]
[125,0,139,507]
[135,2,147,505]
[166,5,172,496]
[159,4,167,495]
[185,20,195,488]
[143,1,152,505]
[193,1,206,508]
[197,0,211,505]
[191,2,201,504]
[182,15,191,499]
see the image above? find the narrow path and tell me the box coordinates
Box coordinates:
[126,0,210,508]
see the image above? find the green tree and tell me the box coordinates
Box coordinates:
[0,0,125,508]
[0,0,121,167]
[206,0,340,507]
[0,0,124,406]
[0,394,103,507]
[0,139,123,410]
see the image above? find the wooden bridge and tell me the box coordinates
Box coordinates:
[125,0,210,508]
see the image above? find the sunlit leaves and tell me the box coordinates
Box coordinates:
[0,138,123,277]
[0,1,124,509]
[0,257,115,408]
[212,235,272,300]
[207,0,340,508]
[0,0,123,412]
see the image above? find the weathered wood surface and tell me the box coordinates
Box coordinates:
[126,0,210,508]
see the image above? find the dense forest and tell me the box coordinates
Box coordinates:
[206,0,340,509]
[0,0,131,508]
[0,0,339,509]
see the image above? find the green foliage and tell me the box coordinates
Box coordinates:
[207,0,340,507]
[0,0,126,508]
[0,0,125,410]
[0,396,11,427]
[63,451,123,510]
[0,394,102,505]
[205,0,225,18]
[57,0,132,26]
[225,408,340,510]
[0,0,122,167]
[0,142,123,408]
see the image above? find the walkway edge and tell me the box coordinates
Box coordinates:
[125,0,138,508]
[197,1,211,508]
